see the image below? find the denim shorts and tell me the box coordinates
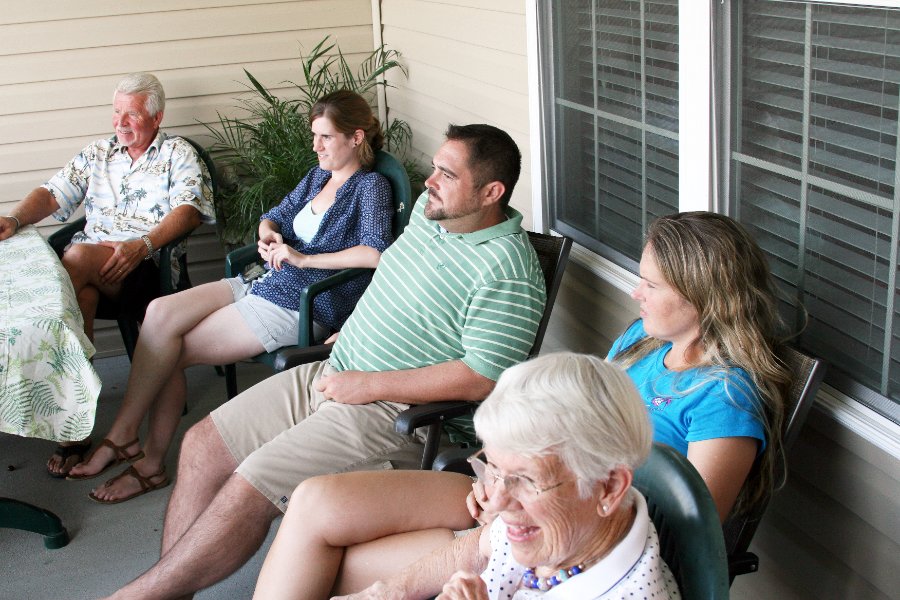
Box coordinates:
[224,276,301,353]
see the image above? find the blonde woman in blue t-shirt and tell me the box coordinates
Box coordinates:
[252,211,791,599]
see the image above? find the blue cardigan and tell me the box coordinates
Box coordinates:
[251,166,393,331]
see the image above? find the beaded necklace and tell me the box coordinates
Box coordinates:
[521,564,585,591]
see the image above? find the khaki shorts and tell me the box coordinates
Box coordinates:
[225,276,300,352]
[211,360,429,512]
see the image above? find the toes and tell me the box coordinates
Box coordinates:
[48,453,79,475]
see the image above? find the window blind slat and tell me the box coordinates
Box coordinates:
[734,1,900,416]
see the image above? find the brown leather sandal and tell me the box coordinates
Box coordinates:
[66,437,145,481]
[89,466,170,504]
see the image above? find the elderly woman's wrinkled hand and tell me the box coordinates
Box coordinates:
[466,480,496,527]
[436,571,489,600]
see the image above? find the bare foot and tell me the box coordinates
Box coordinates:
[46,440,91,477]
[67,437,143,479]
[90,459,169,503]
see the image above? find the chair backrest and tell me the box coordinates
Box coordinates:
[525,231,573,357]
[721,345,826,579]
[409,231,572,471]
[373,150,413,239]
[182,135,220,201]
[161,136,218,292]
[633,443,730,600]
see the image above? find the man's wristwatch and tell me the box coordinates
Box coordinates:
[4,215,20,232]
[141,234,154,260]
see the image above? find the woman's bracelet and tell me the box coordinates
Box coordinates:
[4,215,20,232]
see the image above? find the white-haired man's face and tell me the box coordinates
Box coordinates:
[112,92,163,158]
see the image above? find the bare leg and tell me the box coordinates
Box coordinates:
[70,282,263,497]
[76,285,101,341]
[254,470,475,600]
[60,242,121,340]
[47,244,119,475]
[107,417,280,599]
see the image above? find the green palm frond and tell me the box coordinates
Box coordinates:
[30,381,65,417]
[71,376,95,405]
[45,342,88,380]
[0,381,31,430]
[60,411,93,440]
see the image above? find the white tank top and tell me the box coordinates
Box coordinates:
[292,201,326,243]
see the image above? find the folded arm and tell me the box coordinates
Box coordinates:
[316,360,495,406]
[269,243,382,271]
[332,527,487,600]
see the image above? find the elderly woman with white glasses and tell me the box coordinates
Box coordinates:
[254,353,681,600]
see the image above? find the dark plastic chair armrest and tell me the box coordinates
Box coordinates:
[47,217,88,257]
[295,267,372,347]
[273,343,334,371]
[225,244,260,278]
[394,401,476,435]
[728,551,759,579]
[432,447,477,474]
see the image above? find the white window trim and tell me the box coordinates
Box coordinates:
[774,0,899,6]
[525,0,546,233]
[524,0,900,460]
[679,1,713,211]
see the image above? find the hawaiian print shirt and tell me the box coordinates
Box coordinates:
[43,132,216,286]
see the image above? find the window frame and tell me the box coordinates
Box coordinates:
[526,0,900,454]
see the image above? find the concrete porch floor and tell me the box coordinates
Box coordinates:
[1,355,276,599]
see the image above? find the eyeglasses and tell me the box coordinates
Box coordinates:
[467,450,567,502]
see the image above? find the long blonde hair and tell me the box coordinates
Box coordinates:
[615,212,791,514]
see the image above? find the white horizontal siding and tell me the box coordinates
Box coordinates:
[0,0,375,356]
[380,0,534,228]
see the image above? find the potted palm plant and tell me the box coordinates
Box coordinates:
[205,37,423,246]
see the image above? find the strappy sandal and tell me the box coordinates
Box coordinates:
[89,466,170,505]
[47,440,92,478]
[66,437,145,481]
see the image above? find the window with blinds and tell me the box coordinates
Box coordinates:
[730,0,900,420]
[540,0,680,268]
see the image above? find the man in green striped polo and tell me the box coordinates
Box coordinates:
[111,124,546,599]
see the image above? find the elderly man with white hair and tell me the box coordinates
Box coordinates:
[0,72,216,477]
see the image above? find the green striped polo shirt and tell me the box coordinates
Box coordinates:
[331,191,547,384]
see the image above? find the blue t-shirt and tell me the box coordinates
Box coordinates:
[607,320,766,456]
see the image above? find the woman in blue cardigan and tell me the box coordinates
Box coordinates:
[61,91,394,505]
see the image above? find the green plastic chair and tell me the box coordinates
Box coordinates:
[223,149,413,398]
[632,443,730,600]
[47,136,217,361]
